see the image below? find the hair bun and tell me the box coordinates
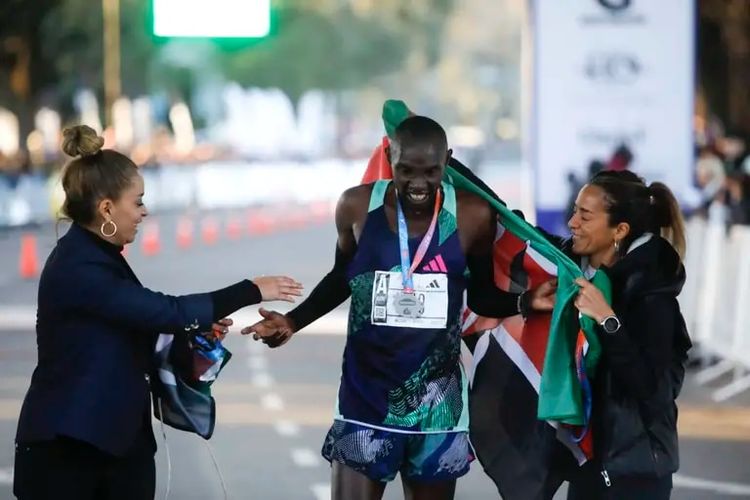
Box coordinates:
[62,125,104,158]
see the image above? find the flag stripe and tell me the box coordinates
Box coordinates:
[469,335,568,499]
[490,325,541,393]
[526,244,558,277]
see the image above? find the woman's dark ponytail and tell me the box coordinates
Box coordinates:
[589,171,686,261]
[648,182,686,260]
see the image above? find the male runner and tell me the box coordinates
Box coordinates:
[242,116,552,500]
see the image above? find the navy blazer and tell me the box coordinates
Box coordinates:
[16,223,215,456]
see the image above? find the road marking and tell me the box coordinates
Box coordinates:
[218,403,331,427]
[261,393,284,411]
[230,308,348,336]
[0,467,12,484]
[247,355,267,371]
[674,474,750,496]
[0,399,22,420]
[251,373,274,388]
[291,448,321,468]
[0,306,350,334]
[679,406,750,441]
[274,420,301,437]
[0,307,36,331]
[246,338,265,354]
[311,483,331,500]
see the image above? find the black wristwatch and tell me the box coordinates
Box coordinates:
[600,315,621,334]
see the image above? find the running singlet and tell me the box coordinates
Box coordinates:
[336,180,469,433]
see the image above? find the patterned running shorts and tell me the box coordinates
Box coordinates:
[321,420,473,482]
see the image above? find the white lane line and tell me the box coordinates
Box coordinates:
[251,373,274,388]
[674,474,750,496]
[261,393,285,411]
[246,355,267,371]
[246,338,265,353]
[311,483,331,500]
[0,306,350,334]
[291,448,321,468]
[274,420,301,437]
[0,467,13,484]
[0,307,36,331]
[230,307,347,336]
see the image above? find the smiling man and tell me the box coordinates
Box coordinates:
[243,116,552,500]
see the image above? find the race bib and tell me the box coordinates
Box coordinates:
[371,271,448,329]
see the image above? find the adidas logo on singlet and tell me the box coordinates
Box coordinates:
[422,254,448,273]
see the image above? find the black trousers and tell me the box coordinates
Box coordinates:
[13,436,155,500]
[566,461,672,500]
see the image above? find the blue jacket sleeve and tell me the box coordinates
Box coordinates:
[64,261,215,335]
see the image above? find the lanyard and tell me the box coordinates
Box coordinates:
[396,189,442,293]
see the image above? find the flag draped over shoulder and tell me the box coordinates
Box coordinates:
[362,100,612,499]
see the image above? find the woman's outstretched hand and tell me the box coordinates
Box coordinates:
[252,276,304,303]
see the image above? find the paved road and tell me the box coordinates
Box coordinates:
[0,213,749,499]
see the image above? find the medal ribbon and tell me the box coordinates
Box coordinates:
[396,189,442,293]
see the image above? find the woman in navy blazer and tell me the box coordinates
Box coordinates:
[13,125,303,500]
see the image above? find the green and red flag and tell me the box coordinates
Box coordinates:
[362,100,612,499]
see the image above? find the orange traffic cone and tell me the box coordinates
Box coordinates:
[246,210,257,235]
[19,234,39,279]
[141,222,161,256]
[288,209,307,230]
[226,216,243,240]
[202,217,219,245]
[176,217,193,249]
[311,201,334,224]
[248,210,273,236]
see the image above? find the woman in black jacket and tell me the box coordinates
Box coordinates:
[14,125,303,500]
[562,170,692,499]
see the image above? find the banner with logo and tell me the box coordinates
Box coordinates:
[530,0,696,233]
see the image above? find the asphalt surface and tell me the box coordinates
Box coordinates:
[0,211,748,499]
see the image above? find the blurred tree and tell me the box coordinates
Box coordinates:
[38,0,156,114]
[0,0,60,144]
[700,0,750,138]
[0,0,457,147]
[220,6,404,105]
[0,0,156,140]
[220,1,455,106]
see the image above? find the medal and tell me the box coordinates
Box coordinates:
[394,291,424,318]
[395,187,441,318]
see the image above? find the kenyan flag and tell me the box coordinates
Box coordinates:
[362,100,612,499]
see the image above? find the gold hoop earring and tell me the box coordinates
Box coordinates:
[100,220,117,238]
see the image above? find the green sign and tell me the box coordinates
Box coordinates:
[153,0,270,38]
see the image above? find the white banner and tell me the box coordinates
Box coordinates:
[531,0,695,230]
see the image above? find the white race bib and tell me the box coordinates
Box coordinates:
[371,271,448,329]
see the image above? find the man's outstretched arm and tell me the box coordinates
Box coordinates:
[241,188,361,346]
[285,244,352,332]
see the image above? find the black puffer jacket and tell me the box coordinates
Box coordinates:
[582,235,692,481]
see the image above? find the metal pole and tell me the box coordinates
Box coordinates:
[103,0,121,128]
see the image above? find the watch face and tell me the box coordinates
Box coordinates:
[604,317,620,333]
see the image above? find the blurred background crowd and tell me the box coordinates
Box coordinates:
[0,0,745,230]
